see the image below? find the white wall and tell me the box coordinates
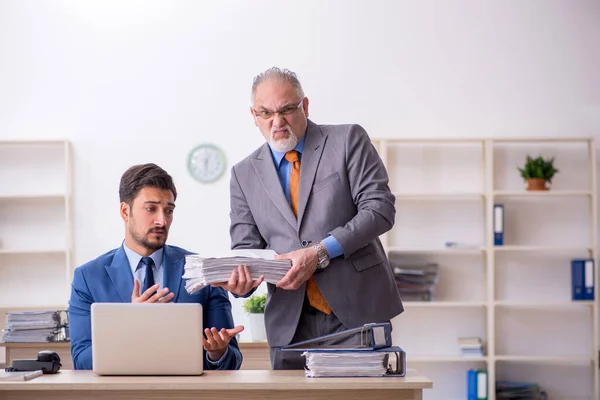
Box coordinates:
[1,0,599,388]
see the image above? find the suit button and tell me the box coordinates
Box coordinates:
[301,240,309,248]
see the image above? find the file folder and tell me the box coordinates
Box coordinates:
[301,346,406,377]
[494,204,504,246]
[477,370,488,400]
[280,322,392,351]
[584,259,595,300]
[467,369,478,400]
[571,259,585,300]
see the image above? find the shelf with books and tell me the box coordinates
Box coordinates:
[373,137,598,400]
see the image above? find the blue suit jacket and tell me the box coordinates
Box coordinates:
[68,244,242,370]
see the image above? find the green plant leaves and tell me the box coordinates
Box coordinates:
[243,294,266,314]
[517,154,559,183]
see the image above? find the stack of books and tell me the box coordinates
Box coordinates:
[388,252,439,301]
[1,310,69,343]
[183,249,291,294]
[458,337,484,358]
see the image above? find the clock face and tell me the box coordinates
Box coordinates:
[187,144,227,183]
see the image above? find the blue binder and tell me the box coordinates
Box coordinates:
[571,259,584,300]
[494,204,504,246]
[467,369,478,400]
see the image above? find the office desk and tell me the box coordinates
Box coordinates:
[0,370,433,400]
[1,341,268,370]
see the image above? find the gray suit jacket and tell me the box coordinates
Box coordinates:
[229,119,404,346]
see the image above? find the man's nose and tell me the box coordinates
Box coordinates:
[272,113,286,127]
[154,212,167,225]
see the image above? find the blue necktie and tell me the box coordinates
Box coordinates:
[141,257,156,294]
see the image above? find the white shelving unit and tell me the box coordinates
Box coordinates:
[374,137,598,400]
[0,140,72,309]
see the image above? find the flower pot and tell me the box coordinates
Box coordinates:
[248,313,267,342]
[526,178,548,191]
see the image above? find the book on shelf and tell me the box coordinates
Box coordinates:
[458,337,484,358]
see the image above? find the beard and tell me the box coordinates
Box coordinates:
[129,218,167,251]
[269,125,298,153]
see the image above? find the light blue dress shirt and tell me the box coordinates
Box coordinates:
[123,243,164,289]
[269,135,344,259]
[122,242,228,366]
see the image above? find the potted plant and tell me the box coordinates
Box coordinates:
[243,294,267,342]
[517,155,559,191]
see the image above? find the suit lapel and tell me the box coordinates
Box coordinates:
[298,121,327,228]
[162,245,184,301]
[105,246,135,302]
[251,143,298,230]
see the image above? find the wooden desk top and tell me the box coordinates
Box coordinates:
[0,370,433,391]
[0,342,71,348]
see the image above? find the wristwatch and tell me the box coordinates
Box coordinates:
[313,242,330,270]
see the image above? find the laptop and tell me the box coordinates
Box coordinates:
[91,303,203,375]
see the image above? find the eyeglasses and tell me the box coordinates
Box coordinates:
[253,99,304,120]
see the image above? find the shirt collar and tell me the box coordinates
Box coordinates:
[269,134,306,170]
[122,241,164,273]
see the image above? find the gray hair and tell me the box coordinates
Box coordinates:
[251,67,305,104]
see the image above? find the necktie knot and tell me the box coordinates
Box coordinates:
[141,257,155,269]
[284,150,300,164]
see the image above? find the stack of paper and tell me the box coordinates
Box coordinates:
[1,310,69,343]
[388,253,439,301]
[458,337,484,358]
[302,351,389,377]
[183,249,291,294]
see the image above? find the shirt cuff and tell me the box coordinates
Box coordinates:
[321,236,344,259]
[206,346,229,368]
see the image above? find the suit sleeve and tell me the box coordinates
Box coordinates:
[67,267,94,370]
[203,286,243,370]
[329,125,396,257]
[228,165,264,299]
[229,166,267,250]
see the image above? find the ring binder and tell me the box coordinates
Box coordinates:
[279,322,406,377]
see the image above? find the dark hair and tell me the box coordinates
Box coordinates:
[119,163,177,205]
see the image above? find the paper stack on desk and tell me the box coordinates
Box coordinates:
[183,249,291,294]
[1,310,69,343]
[303,351,390,377]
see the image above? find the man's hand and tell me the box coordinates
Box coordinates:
[203,325,244,361]
[275,247,318,290]
[211,265,264,296]
[131,280,175,303]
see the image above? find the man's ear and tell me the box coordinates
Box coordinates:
[303,97,309,118]
[120,202,130,222]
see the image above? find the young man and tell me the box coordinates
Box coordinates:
[224,67,404,369]
[68,163,247,370]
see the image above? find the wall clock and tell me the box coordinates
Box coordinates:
[187,143,227,183]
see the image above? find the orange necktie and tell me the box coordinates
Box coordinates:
[284,150,332,315]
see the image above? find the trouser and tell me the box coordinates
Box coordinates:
[269,297,362,370]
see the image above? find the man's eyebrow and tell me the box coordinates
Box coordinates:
[143,200,176,208]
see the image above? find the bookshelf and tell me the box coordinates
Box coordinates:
[373,137,598,400]
[0,140,72,363]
